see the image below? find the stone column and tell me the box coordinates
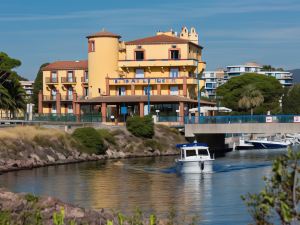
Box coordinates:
[183,77,187,97]
[179,101,184,125]
[157,84,161,95]
[139,102,144,117]
[101,102,107,122]
[75,103,80,122]
[131,84,135,95]
[56,92,61,115]
[105,77,110,96]
[38,90,43,114]
[72,92,77,114]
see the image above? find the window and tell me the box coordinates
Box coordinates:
[51,71,57,82]
[51,104,57,113]
[84,71,88,82]
[84,87,89,97]
[135,51,144,60]
[118,87,126,96]
[198,149,208,155]
[170,86,179,95]
[89,41,95,52]
[135,69,144,78]
[51,89,57,100]
[186,150,196,157]
[67,104,73,114]
[170,50,180,59]
[67,71,73,82]
[170,68,179,78]
[68,87,73,99]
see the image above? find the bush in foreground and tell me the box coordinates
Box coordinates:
[242,148,299,224]
[97,129,116,145]
[72,127,106,155]
[126,116,154,138]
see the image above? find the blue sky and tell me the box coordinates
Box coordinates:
[1,0,300,79]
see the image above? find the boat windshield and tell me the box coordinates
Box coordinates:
[186,149,197,157]
[198,149,208,155]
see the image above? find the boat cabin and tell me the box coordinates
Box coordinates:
[176,143,213,161]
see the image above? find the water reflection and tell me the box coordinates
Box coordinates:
[0,150,291,224]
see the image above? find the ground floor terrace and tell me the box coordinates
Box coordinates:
[35,95,215,125]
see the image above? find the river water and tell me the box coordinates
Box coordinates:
[0,149,289,224]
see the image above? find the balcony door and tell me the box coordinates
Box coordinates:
[51,71,57,82]
[135,69,144,78]
[67,104,73,114]
[51,104,57,114]
[170,68,179,78]
[170,86,179,95]
[51,89,57,100]
[118,87,126,96]
[67,71,73,82]
[68,87,73,100]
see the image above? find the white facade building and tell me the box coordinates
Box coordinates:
[20,80,34,97]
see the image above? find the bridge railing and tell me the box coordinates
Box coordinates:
[184,115,300,124]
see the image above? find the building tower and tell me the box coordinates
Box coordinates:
[87,30,121,98]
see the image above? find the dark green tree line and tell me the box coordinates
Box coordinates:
[216,73,283,114]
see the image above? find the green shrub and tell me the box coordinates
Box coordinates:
[126,116,154,138]
[72,127,106,155]
[97,129,116,145]
[24,193,39,204]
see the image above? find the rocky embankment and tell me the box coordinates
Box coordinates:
[0,188,125,225]
[0,125,184,174]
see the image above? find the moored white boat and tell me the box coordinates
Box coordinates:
[175,142,214,173]
[245,138,291,149]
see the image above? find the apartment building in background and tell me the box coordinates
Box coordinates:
[204,62,293,99]
[39,27,215,121]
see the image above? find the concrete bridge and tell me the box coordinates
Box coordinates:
[184,115,300,137]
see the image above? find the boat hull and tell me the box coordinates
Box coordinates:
[245,141,288,149]
[176,160,213,173]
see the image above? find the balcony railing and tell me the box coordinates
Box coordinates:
[61,95,73,101]
[108,77,197,85]
[118,59,198,68]
[45,77,58,83]
[81,77,88,83]
[61,77,76,83]
[43,95,56,101]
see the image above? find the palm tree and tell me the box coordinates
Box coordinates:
[0,84,12,109]
[3,76,26,118]
[238,85,264,115]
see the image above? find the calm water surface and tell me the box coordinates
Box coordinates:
[0,149,288,224]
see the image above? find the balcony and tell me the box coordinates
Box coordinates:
[43,95,56,101]
[118,59,198,68]
[61,95,73,101]
[108,77,197,86]
[81,77,88,83]
[45,77,58,83]
[61,77,76,83]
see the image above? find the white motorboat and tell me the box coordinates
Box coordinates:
[233,137,254,151]
[175,142,214,173]
[245,137,291,149]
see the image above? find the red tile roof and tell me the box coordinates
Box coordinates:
[86,31,121,39]
[42,60,88,71]
[126,34,203,49]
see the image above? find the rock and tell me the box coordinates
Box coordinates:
[46,155,56,162]
[56,152,66,160]
[29,154,41,162]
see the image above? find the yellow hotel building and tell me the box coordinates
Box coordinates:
[39,26,214,122]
